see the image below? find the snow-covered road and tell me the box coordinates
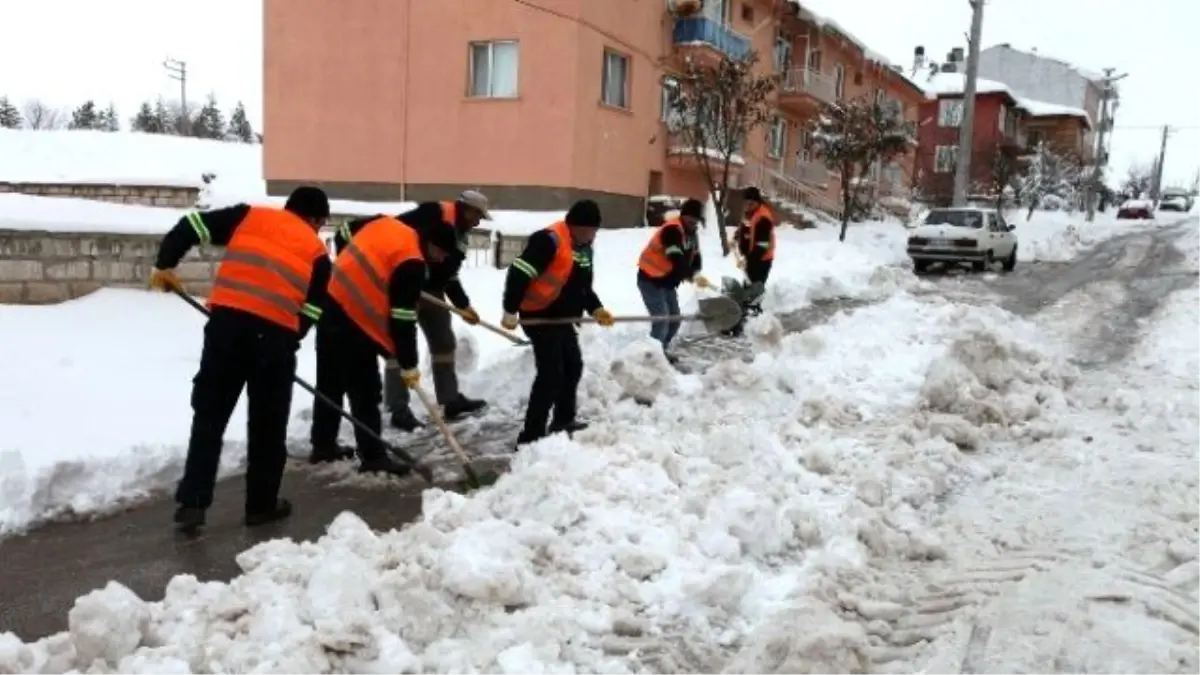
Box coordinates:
[0,216,1195,673]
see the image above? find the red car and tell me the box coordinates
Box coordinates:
[1117,199,1154,220]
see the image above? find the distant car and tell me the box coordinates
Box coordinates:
[1158,196,1190,212]
[1117,199,1154,219]
[907,206,1018,273]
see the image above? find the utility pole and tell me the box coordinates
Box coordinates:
[951,0,985,206]
[163,58,187,135]
[1151,124,1172,207]
[1085,68,1126,221]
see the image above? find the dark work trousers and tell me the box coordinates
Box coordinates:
[309,302,388,462]
[175,309,296,515]
[384,289,460,412]
[745,259,773,286]
[521,324,584,438]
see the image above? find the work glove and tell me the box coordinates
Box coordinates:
[460,306,481,325]
[149,267,181,292]
[400,368,421,389]
[592,307,616,327]
[501,313,520,331]
[691,274,711,289]
[735,257,746,270]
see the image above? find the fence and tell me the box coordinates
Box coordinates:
[317,222,527,269]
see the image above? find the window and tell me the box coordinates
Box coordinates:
[468,41,519,98]
[767,117,786,158]
[740,3,753,21]
[1027,129,1043,147]
[660,76,681,125]
[602,49,630,108]
[773,34,792,73]
[833,64,845,99]
[704,0,728,23]
[807,49,822,71]
[938,99,963,127]
[997,104,1008,135]
[934,145,958,173]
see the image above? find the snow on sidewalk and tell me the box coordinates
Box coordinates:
[0,281,1089,672]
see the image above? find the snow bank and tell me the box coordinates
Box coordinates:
[1014,209,1158,262]
[0,284,1085,673]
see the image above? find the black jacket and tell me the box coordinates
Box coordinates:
[503,229,603,319]
[638,223,704,289]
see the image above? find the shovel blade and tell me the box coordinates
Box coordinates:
[696,295,743,334]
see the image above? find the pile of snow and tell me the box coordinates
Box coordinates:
[608,338,675,404]
[1015,209,1158,262]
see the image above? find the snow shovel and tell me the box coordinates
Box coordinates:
[419,291,530,346]
[412,385,500,491]
[519,295,743,335]
[169,288,435,484]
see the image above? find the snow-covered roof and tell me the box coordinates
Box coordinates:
[922,72,1093,129]
[984,44,1105,83]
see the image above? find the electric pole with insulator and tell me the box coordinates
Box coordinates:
[951,0,986,206]
[163,58,188,135]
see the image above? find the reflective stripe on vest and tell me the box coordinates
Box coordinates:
[206,206,326,331]
[327,216,423,355]
[519,220,574,312]
[637,218,692,278]
[748,205,776,261]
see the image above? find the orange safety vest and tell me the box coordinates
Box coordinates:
[207,206,327,332]
[327,216,424,355]
[638,217,696,278]
[520,220,575,312]
[745,205,776,261]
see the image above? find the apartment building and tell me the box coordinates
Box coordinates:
[977,44,1105,123]
[263,0,923,225]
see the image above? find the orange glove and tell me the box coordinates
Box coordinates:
[592,308,615,327]
[459,307,481,325]
[400,368,421,388]
[501,313,519,331]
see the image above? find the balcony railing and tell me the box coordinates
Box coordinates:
[672,17,751,61]
[790,156,828,185]
[781,67,837,104]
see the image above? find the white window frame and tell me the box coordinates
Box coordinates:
[833,64,845,99]
[767,117,786,158]
[938,98,964,127]
[602,49,631,109]
[997,103,1008,135]
[467,40,519,98]
[773,34,792,73]
[934,145,958,173]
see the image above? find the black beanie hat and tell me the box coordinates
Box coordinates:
[565,199,602,227]
[284,186,331,220]
[742,186,764,203]
[680,198,705,220]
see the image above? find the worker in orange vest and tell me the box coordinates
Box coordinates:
[319,214,430,478]
[500,199,615,448]
[636,197,710,360]
[148,186,332,534]
[734,186,776,288]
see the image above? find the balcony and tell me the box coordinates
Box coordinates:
[779,67,837,110]
[789,156,828,185]
[672,17,751,62]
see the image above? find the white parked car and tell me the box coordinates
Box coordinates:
[907,206,1018,273]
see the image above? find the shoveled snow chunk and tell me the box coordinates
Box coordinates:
[67,581,150,666]
[609,338,675,402]
[746,313,785,350]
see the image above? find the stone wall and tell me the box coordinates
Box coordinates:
[0,181,200,208]
[0,223,529,305]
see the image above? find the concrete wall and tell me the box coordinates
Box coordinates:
[0,224,529,305]
[0,182,200,208]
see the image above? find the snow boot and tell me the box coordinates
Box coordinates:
[514,429,545,451]
[549,420,589,437]
[173,506,205,535]
[359,455,413,478]
[308,443,356,464]
[390,408,425,432]
[244,499,293,527]
[443,394,487,422]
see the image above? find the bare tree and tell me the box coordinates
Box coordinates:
[1120,162,1154,200]
[665,51,777,256]
[971,140,1023,212]
[808,96,913,242]
[22,99,64,130]
[1017,142,1078,219]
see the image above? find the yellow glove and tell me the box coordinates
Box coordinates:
[735,257,746,270]
[400,368,421,389]
[691,274,711,289]
[593,307,615,327]
[460,306,481,325]
[149,268,181,292]
[501,312,519,331]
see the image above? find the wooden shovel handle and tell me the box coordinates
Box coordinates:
[519,314,703,326]
[412,385,470,465]
[420,291,529,345]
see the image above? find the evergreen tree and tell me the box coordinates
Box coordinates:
[153,98,175,134]
[0,96,21,129]
[68,100,101,130]
[190,94,226,140]
[227,101,255,143]
[131,101,160,133]
[97,103,120,132]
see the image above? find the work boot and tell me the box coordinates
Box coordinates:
[548,420,589,436]
[173,505,205,534]
[514,429,545,451]
[359,455,413,478]
[443,394,487,422]
[390,408,424,432]
[244,499,293,527]
[308,443,356,464]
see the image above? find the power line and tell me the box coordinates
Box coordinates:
[1112,124,1200,131]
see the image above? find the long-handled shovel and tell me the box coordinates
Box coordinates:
[519,295,743,335]
[419,292,529,346]
[170,288,434,484]
[412,385,500,491]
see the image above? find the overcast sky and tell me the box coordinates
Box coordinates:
[3,0,1197,186]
